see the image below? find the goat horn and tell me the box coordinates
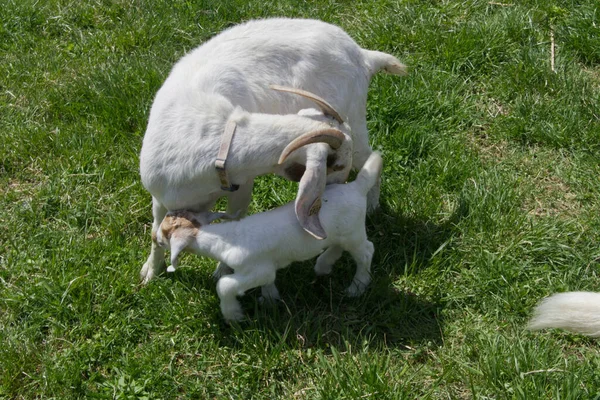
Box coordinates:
[278,129,345,164]
[270,85,344,124]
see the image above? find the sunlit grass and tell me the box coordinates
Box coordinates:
[1,0,599,398]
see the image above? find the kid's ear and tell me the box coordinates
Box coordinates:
[167,237,188,273]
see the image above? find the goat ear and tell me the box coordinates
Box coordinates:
[295,150,328,240]
[167,237,187,273]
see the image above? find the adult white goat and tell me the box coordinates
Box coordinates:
[528,292,600,337]
[156,152,383,322]
[139,18,406,283]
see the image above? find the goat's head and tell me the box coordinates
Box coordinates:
[270,84,352,183]
[157,210,237,271]
[271,85,353,240]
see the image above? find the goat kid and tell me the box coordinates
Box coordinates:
[139,17,406,283]
[156,152,383,322]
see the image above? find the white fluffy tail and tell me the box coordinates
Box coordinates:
[528,292,600,337]
[362,49,408,77]
[354,152,383,196]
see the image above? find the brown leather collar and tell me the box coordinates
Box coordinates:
[215,120,239,192]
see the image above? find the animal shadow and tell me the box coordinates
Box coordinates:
[209,201,466,351]
[168,197,468,351]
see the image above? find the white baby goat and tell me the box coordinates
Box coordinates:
[140,18,406,283]
[156,152,383,322]
[528,291,600,337]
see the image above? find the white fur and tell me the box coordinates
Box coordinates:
[528,292,600,337]
[139,18,406,283]
[157,152,383,322]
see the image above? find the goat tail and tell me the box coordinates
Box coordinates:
[362,49,408,77]
[354,152,383,196]
[527,291,600,337]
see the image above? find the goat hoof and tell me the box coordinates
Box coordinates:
[314,263,333,276]
[140,262,153,283]
[366,190,380,214]
[223,309,245,323]
[213,263,234,280]
[345,283,366,298]
[140,260,166,284]
[258,293,281,305]
[366,201,380,214]
[259,283,280,304]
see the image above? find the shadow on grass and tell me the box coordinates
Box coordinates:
[171,260,441,352]
[367,200,467,280]
[171,202,467,352]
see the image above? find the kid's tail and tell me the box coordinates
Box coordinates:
[362,49,408,77]
[528,292,600,337]
[354,152,383,196]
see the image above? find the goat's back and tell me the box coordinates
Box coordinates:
[140,18,391,209]
[162,18,372,116]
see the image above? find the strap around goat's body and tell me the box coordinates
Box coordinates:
[215,119,239,192]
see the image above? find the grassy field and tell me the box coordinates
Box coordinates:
[2,0,600,398]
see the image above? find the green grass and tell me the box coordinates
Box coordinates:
[1,0,600,398]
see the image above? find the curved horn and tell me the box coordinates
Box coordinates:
[278,129,345,164]
[270,85,344,124]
